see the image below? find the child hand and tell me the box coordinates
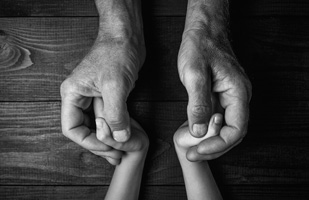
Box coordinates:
[95,117,149,155]
[94,97,149,163]
[173,113,223,157]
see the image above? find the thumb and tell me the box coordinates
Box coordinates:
[184,67,213,138]
[101,81,131,143]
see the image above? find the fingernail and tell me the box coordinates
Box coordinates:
[113,129,130,142]
[193,124,207,137]
[95,118,103,129]
[214,115,222,125]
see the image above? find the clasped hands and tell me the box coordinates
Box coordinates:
[60,27,252,165]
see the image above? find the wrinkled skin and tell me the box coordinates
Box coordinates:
[178,28,252,160]
[61,0,252,165]
[61,37,145,165]
[94,97,149,155]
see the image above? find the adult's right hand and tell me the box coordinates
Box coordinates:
[60,35,145,165]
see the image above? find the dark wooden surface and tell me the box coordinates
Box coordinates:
[1,1,309,200]
[1,185,309,200]
[1,0,309,16]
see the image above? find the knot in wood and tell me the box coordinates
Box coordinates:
[0,30,7,37]
[0,33,33,72]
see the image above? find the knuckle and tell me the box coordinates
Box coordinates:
[104,111,129,129]
[228,74,252,103]
[105,117,126,129]
[60,78,81,98]
[96,133,107,143]
[101,76,128,93]
[61,77,96,99]
[191,105,211,118]
[60,79,71,98]
[61,130,69,138]
[173,133,180,145]
[237,73,252,101]
[183,67,207,85]
[173,133,185,148]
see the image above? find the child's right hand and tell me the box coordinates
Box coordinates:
[173,113,223,158]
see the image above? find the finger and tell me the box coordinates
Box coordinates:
[93,97,105,119]
[94,98,127,150]
[183,66,213,138]
[101,81,131,142]
[175,113,222,148]
[186,139,243,161]
[90,149,123,160]
[61,95,112,152]
[196,92,249,155]
[203,113,223,139]
[106,157,121,166]
[96,117,144,152]
[95,117,118,147]
[94,97,112,143]
[174,121,201,148]
[199,60,251,158]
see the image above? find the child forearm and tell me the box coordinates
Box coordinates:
[176,149,222,200]
[104,151,147,200]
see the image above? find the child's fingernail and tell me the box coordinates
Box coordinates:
[214,115,222,125]
[95,118,103,129]
[193,123,207,137]
[113,128,130,142]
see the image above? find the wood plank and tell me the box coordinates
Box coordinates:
[0,102,308,185]
[1,185,309,200]
[229,0,309,17]
[0,17,185,101]
[0,17,308,101]
[1,0,309,17]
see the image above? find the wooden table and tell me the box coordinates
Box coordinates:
[0,0,308,199]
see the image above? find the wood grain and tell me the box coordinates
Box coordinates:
[0,0,309,17]
[0,31,33,72]
[0,17,308,101]
[0,102,308,185]
[1,185,309,200]
[0,1,308,200]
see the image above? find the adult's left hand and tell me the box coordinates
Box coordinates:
[178,28,252,160]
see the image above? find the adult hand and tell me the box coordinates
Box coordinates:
[178,28,252,160]
[174,114,223,155]
[94,97,149,155]
[60,31,145,164]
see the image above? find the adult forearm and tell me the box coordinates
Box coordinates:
[95,0,144,42]
[184,0,230,46]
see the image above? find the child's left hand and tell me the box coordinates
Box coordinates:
[94,97,149,163]
[93,100,149,200]
[95,117,149,155]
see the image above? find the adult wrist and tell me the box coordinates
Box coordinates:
[184,0,229,43]
[95,0,144,44]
